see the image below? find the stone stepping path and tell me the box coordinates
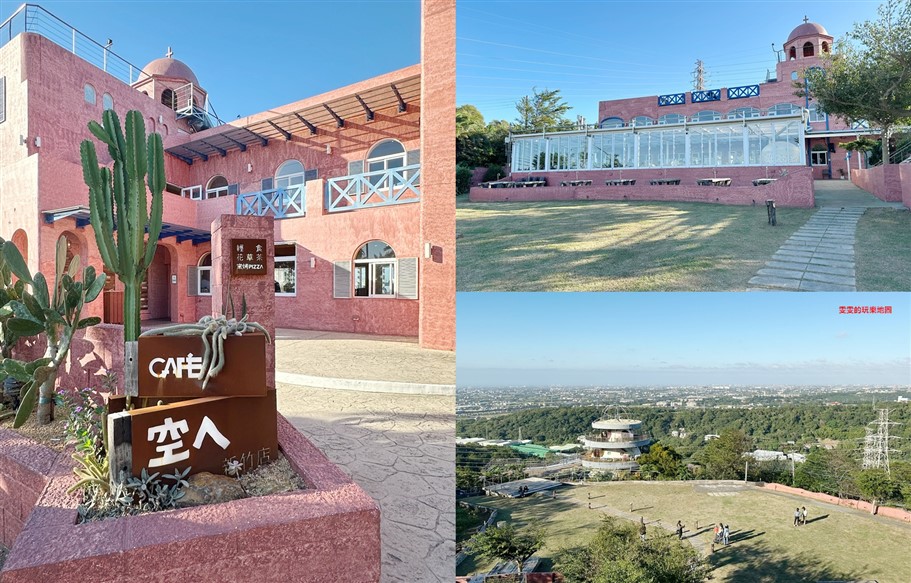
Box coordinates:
[748,207,866,291]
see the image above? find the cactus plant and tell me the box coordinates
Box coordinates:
[80,109,165,344]
[0,236,105,426]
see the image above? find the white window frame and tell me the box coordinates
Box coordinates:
[197,253,212,296]
[275,244,297,297]
[810,150,828,166]
[365,140,407,192]
[807,104,826,123]
[182,185,203,200]
[275,160,305,192]
[354,257,397,298]
[205,176,229,199]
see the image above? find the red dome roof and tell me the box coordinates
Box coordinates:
[787,22,830,43]
[140,57,199,85]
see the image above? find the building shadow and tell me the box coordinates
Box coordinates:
[710,540,866,582]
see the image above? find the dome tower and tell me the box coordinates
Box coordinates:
[133,48,213,132]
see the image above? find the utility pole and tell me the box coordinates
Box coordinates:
[692,60,706,91]
[744,460,749,483]
[863,408,901,476]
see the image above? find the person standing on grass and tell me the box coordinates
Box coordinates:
[794,507,801,527]
[722,524,730,546]
[676,520,685,540]
[639,519,647,542]
[801,506,808,526]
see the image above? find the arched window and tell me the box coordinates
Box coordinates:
[161,89,176,110]
[205,175,229,199]
[197,253,212,296]
[353,240,396,297]
[789,46,797,60]
[275,160,305,192]
[599,117,624,129]
[822,41,829,53]
[84,84,96,105]
[366,140,406,190]
[631,116,654,127]
[59,232,82,273]
[11,230,28,265]
[727,107,760,120]
[803,42,814,57]
[102,93,114,111]
[767,103,801,117]
[691,110,721,122]
[658,113,685,125]
[807,104,826,122]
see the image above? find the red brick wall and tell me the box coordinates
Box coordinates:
[851,164,911,206]
[0,430,55,549]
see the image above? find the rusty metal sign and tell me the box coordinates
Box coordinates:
[108,390,278,479]
[137,333,267,398]
[231,238,267,275]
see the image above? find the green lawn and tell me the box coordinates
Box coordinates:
[456,197,815,291]
[855,208,911,291]
[459,482,911,582]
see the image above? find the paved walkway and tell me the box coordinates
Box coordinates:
[748,181,903,291]
[275,329,455,391]
[277,384,455,583]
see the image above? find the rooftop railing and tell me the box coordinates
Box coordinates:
[1,4,151,86]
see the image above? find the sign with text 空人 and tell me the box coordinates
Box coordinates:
[231,238,267,275]
[137,333,267,398]
[107,389,278,480]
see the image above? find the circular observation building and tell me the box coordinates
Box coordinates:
[580,413,650,472]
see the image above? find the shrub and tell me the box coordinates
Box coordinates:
[456,164,473,195]
[482,164,504,182]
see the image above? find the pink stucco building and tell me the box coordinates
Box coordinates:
[481,19,880,206]
[0,3,454,351]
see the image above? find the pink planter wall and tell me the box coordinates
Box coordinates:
[1,415,381,582]
[470,166,814,208]
[0,431,55,549]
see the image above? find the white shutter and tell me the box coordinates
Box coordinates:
[397,257,418,300]
[187,266,199,296]
[333,261,351,298]
[406,149,420,166]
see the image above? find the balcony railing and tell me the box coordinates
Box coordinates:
[326,164,420,213]
[236,184,305,219]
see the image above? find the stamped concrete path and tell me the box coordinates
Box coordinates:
[274,329,454,582]
[748,181,903,291]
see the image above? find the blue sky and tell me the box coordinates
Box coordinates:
[457,0,883,126]
[0,1,420,120]
[457,293,911,387]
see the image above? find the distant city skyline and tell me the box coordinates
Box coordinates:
[457,293,911,387]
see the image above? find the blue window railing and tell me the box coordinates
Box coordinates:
[658,93,686,106]
[326,164,420,213]
[692,89,722,103]
[727,84,760,100]
[236,184,305,219]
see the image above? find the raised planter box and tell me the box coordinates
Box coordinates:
[0,416,380,582]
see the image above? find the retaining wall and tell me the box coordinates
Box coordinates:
[470,166,814,208]
[760,482,911,523]
[851,164,911,207]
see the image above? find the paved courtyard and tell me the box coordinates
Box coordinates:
[278,385,454,583]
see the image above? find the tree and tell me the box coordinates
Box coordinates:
[513,88,574,133]
[637,442,684,479]
[803,0,911,164]
[702,429,752,480]
[554,516,709,583]
[456,105,510,168]
[468,522,546,582]
[856,468,896,512]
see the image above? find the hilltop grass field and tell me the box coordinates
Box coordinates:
[459,481,911,582]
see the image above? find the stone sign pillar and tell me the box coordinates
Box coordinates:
[211,215,276,388]
[419,0,456,351]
